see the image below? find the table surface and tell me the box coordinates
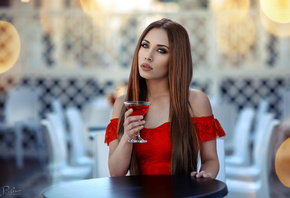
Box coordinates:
[42,175,228,198]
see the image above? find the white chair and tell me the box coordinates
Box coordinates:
[226,118,280,198]
[197,138,226,182]
[4,86,40,125]
[65,107,93,167]
[225,107,255,167]
[91,130,110,178]
[50,98,70,142]
[212,104,237,155]
[2,86,45,168]
[254,99,269,127]
[216,138,226,182]
[51,98,66,127]
[281,89,290,121]
[226,113,274,179]
[82,97,112,129]
[250,99,270,145]
[41,114,91,184]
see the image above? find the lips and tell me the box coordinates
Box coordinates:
[141,63,153,71]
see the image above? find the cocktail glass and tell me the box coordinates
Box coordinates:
[124,101,151,143]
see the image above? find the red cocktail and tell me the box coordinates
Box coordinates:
[124,101,151,143]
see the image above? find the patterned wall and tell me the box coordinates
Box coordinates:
[1,8,290,162]
[220,77,290,119]
[0,75,288,121]
[0,76,115,120]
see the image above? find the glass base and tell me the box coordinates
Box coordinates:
[128,138,147,143]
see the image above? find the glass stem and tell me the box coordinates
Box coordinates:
[136,131,141,139]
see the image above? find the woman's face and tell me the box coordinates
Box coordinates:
[138,28,170,80]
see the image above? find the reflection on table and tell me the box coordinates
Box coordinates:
[42,175,228,198]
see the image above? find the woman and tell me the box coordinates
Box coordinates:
[105,18,225,178]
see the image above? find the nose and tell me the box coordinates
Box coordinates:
[144,51,153,62]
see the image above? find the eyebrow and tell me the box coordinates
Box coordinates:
[143,39,169,49]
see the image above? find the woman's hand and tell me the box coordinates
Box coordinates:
[123,108,145,140]
[191,170,213,178]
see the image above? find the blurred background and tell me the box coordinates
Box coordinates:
[0,0,290,197]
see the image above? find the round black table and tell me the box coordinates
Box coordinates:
[42,175,228,198]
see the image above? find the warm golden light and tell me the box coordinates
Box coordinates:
[40,0,65,35]
[275,137,290,187]
[0,21,21,74]
[80,0,102,15]
[215,15,256,56]
[210,0,250,22]
[260,9,290,37]
[260,0,290,23]
[81,0,151,13]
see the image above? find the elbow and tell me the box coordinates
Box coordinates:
[108,163,128,177]
[109,170,128,177]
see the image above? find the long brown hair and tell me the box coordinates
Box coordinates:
[117,18,198,175]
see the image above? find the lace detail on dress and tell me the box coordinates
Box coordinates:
[192,115,226,142]
[104,118,118,146]
[104,116,226,146]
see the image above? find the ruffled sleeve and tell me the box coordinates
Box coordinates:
[192,115,226,142]
[104,118,119,146]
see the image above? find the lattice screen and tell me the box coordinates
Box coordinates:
[220,77,290,118]
[0,10,289,120]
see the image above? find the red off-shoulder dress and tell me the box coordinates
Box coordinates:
[104,115,225,175]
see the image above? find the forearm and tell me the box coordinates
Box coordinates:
[199,158,219,179]
[108,136,133,177]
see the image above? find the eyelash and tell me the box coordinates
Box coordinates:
[158,48,167,54]
[141,43,149,48]
[141,43,168,54]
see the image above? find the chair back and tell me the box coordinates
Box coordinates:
[254,116,279,169]
[51,98,66,126]
[46,113,69,163]
[250,99,270,152]
[41,118,64,166]
[4,86,40,125]
[212,104,237,153]
[254,99,269,127]
[65,107,87,164]
[282,90,290,121]
[231,107,255,165]
[252,113,274,165]
[257,119,279,198]
[216,138,225,182]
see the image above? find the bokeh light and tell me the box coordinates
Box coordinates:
[260,9,290,37]
[40,1,64,36]
[260,0,290,23]
[0,21,21,74]
[210,0,250,22]
[275,137,290,187]
[80,0,102,15]
[215,15,256,56]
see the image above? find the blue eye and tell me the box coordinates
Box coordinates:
[158,48,167,54]
[141,43,149,48]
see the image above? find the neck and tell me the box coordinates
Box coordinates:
[146,78,169,99]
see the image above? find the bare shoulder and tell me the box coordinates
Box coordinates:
[189,89,212,117]
[111,94,126,119]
